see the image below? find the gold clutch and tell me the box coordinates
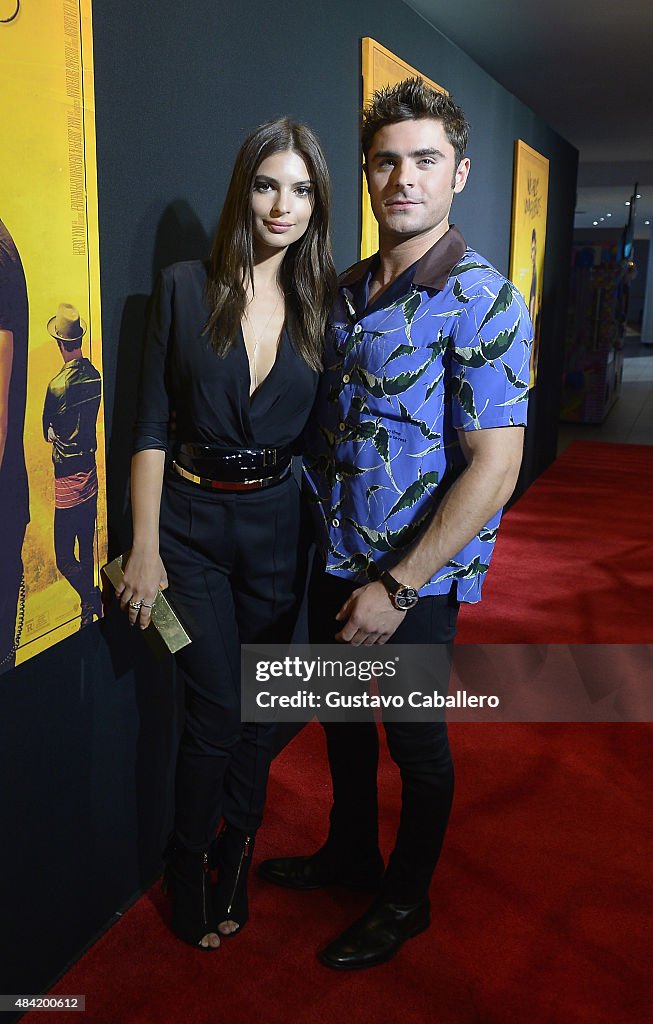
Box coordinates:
[102,553,192,654]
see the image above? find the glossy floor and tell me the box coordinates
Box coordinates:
[558,336,653,453]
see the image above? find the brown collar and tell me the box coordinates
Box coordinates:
[339,225,467,292]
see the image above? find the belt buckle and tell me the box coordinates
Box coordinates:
[264,448,277,467]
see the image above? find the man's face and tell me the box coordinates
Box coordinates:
[365,118,469,244]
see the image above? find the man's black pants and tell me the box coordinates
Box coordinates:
[54,492,97,609]
[307,565,459,903]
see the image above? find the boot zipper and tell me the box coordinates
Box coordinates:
[226,835,250,916]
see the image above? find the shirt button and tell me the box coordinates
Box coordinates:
[336,473,343,482]
[339,422,346,431]
[353,324,362,334]
[342,374,350,383]
[331,518,340,528]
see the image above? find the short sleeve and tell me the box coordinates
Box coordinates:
[132,269,173,454]
[450,277,533,430]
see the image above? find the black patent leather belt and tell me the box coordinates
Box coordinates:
[172,443,293,492]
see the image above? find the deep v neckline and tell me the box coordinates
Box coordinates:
[239,325,285,402]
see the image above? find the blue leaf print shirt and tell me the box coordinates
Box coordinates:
[303,226,533,603]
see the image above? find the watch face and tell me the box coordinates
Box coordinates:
[394,587,419,610]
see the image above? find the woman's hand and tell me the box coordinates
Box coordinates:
[115,545,168,630]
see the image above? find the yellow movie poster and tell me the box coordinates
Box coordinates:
[0,0,106,672]
[508,139,549,386]
[361,38,446,259]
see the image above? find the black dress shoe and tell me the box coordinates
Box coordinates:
[318,898,430,970]
[258,851,384,891]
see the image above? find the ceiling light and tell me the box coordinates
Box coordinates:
[606,213,612,217]
[592,220,598,225]
[645,220,651,226]
[636,193,641,199]
[625,201,631,206]
[599,217,605,221]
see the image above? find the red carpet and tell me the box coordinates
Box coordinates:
[25,442,652,1024]
[457,440,653,644]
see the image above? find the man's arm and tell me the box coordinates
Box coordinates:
[335,425,524,645]
[42,384,55,441]
[0,328,14,470]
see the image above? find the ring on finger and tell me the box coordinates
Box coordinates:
[140,601,153,609]
[129,600,142,609]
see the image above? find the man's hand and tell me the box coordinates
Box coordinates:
[46,425,56,442]
[335,581,407,645]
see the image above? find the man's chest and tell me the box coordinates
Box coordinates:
[325,289,456,412]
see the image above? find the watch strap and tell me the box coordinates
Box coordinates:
[380,570,402,596]
[379,570,419,610]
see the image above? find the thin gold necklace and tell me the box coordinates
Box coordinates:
[243,294,282,392]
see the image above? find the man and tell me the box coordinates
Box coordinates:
[0,218,29,674]
[43,303,103,628]
[260,79,532,969]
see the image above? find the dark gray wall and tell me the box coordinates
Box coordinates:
[1,0,577,1000]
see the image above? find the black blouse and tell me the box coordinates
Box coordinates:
[133,261,318,454]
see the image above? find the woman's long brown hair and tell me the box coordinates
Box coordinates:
[204,118,336,371]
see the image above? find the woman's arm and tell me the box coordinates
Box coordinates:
[115,448,168,629]
[119,268,175,628]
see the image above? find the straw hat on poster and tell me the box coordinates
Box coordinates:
[47,303,87,342]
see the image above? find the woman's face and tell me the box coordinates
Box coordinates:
[251,149,314,256]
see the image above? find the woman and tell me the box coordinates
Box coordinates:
[116,119,336,950]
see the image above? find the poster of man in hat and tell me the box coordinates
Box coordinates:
[1,0,107,666]
[43,304,103,628]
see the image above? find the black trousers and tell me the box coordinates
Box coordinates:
[159,470,306,851]
[54,493,98,610]
[307,564,459,903]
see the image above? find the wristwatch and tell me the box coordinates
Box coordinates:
[379,571,419,611]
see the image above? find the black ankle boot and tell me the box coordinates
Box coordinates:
[164,842,218,951]
[212,824,255,935]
